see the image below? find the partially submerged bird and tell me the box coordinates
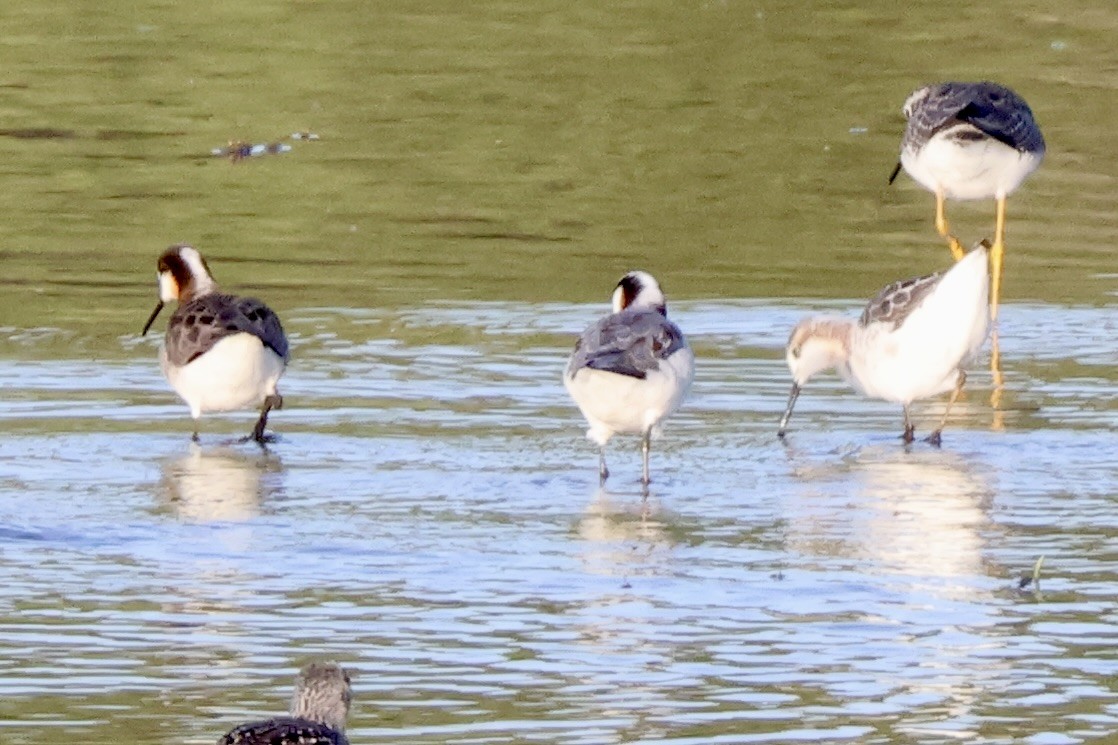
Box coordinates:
[141,244,289,444]
[219,661,353,745]
[564,271,694,486]
[889,81,1045,320]
[778,241,990,445]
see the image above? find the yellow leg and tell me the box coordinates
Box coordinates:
[990,328,1001,372]
[926,370,966,446]
[990,196,1007,322]
[935,190,966,261]
[989,329,1005,430]
[988,197,1007,423]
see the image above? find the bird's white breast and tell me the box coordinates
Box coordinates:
[849,249,989,405]
[564,346,694,445]
[902,131,1042,201]
[161,332,286,418]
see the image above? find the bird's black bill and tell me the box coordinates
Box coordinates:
[887,161,902,185]
[776,383,801,439]
[141,301,165,335]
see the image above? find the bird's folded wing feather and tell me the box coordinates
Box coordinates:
[859,270,943,329]
[924,83,1041,152]
[569,310,687,380]
[166,294,289,366]
[218,716,347,745]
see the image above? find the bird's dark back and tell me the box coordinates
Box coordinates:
[218,716,347,745]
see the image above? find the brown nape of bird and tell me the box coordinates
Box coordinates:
[141,243,289,445]
[218,662,353,745]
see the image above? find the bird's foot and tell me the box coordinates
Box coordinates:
[240,430,278,447]
[924,430,943,447]
[901,424,916,444]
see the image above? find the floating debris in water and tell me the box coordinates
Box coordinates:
[211,132,320,162]
[1017,555,1046,593]
[211,140,291,161]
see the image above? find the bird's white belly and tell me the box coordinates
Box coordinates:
[849,333,960,405]
[161,333,286,418]
[849,284,986,406]
[564,348,694,445]
[902,135,1042,200]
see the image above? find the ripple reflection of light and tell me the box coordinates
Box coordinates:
[158,445,284,523]
[786,446,994,593]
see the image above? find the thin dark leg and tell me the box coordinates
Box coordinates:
[191,430,200,444]
[641,431,651,488]
[901,406,915,444]
[245,394,283,445]
[598,447,609,485]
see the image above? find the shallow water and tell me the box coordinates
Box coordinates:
[2,0,1118,743]
[2,300,1117,745]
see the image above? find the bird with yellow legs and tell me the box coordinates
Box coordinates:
[890,80,1045,415]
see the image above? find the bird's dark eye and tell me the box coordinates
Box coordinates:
[791,345,802,359]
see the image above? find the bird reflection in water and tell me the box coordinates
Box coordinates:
[576,487,688,582]
[159,444,284,522]
[784,445,994,593]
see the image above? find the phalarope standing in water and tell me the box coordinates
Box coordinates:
[219,661,352,745]
[889,81,1045,320]
[141,244,289,445]
[778,242,990,445]
[564,271,694,487]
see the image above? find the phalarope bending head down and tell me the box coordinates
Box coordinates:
[778,242,990,445]
[889,81,1044,321]
[219,661,352,745]
[564,271,694,487]
[141,244,289,445]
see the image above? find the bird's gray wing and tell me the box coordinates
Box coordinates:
[917,82,1044,153]
[859,269,944,329]
[569,309,687,380]
[218,717,347,745]
[954,83,1044,152]
[165,294,289,367]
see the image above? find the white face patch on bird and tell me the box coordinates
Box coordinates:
[784,318,851,386]
[142,244,219,335]
[611,270,667,315]
[157,270,180,303]
[778,318,853,439]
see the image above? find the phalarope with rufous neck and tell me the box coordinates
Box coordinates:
[141,244,289,445]
[564,271,694,488]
